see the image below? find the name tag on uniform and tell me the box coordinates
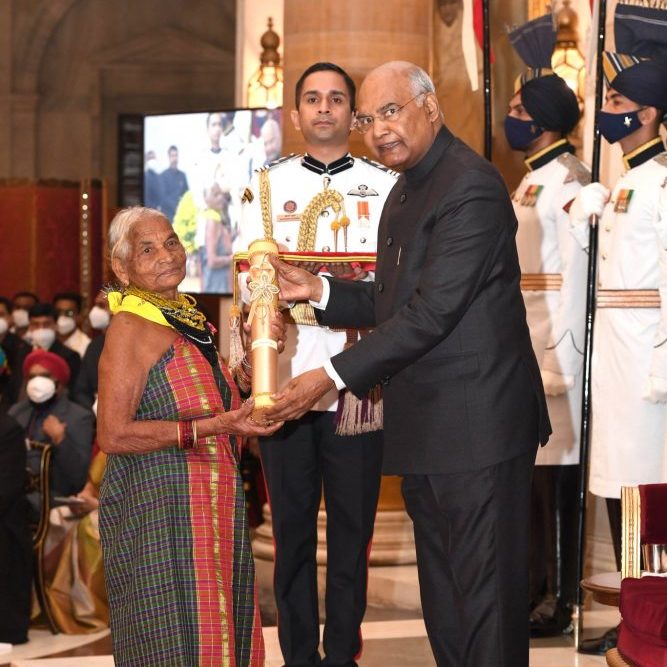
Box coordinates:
[613,189,634,213]
[520,184,543,207]
[277,199,300,221]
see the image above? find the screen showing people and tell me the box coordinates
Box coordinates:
[143,108,283,294]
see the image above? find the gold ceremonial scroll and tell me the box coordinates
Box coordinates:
[247,238,280,420]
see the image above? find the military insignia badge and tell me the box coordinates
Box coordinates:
[520,184,543,207]
[241,187,254,204]
[277,199,301,222]
[613,189,634,213]
[347,184,378,197]
[357,201,370,228]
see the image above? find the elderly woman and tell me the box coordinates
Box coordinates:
[97,206,282,667]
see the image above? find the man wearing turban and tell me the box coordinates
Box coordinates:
[505,13,591,639]
[568,1,667,654]
[9,350,94,514]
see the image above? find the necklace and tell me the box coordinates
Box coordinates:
[125,285,207,331]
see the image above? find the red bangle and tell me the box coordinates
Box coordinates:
[178,420,195,450]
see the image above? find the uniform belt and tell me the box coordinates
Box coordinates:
[520,273,563,291]
[596,289,660,309]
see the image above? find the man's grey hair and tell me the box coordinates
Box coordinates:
[407,66,436,104]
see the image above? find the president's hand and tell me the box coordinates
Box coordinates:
[263,367,335,421]
[269,256,323,303]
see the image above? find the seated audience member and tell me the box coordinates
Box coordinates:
[0,297,30,411]
[27,304,81,391]
[11,291,38,340]
[53,292,91,358]
[9,350,94,514]
[0,409,32,645]
[73,292,111,409]
[42,449,108,634]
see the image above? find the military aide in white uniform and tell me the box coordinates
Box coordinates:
[505,14,590,639]
[568,5,667,588]
[233,63,396,667]
[235,152,396,411]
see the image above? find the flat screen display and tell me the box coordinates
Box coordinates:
[143,108,283,294]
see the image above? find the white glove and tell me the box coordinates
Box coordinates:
[541,369,574,396]
[642,376,667,404]
[569,182,610,225]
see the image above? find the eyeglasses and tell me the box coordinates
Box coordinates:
[354,93,426,134]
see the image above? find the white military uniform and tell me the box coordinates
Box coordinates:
[571,140,667,499]
[235,153,397,411]
[513,141,590,466]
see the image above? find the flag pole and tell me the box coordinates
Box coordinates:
[482,0,492,160]
[574,0,607,651]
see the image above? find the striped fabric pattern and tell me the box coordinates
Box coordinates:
[602,51,643,87]
[100,336,263,666]
[514,67,554,93]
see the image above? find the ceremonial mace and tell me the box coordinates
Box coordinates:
[573,0,607,650]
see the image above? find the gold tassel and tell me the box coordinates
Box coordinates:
[228,303,245,374]
[335,384,383,436]
[334,329,383,436]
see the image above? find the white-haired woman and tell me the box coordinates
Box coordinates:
[97,206,283,666]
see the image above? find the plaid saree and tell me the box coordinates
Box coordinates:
[99,337,263,666]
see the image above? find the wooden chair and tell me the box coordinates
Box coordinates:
[606,648,633,666]
[25,441,59,634]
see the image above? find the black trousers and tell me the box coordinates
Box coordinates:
[402,449,536,667]
[260,411,383,667]
[529,465,579,607]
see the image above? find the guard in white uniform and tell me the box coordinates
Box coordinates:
[234,62,396,667]
[505,14,590,638]
[568,6,667,653]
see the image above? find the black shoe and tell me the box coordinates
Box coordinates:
[529,597,572,638]
[578,626,618,655]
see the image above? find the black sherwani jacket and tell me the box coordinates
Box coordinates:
[318,127,551,475]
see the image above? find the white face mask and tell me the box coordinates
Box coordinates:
[88,306,110,330]
[31,327,56,350]
[57,315,77,335]
[26,376,56,403]
[12,309,29,328]
[0,317,7,335]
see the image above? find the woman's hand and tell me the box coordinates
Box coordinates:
[69,491,100,517]
[213,398,283,437]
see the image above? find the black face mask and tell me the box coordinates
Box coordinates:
[504,115,544,151]
[598,108,644,144]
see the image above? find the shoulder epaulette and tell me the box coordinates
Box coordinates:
[653,153,667,169]
[359,156,399,178]
[267,153,300,169]
[558,152,591,186]
[253,153,300,175]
